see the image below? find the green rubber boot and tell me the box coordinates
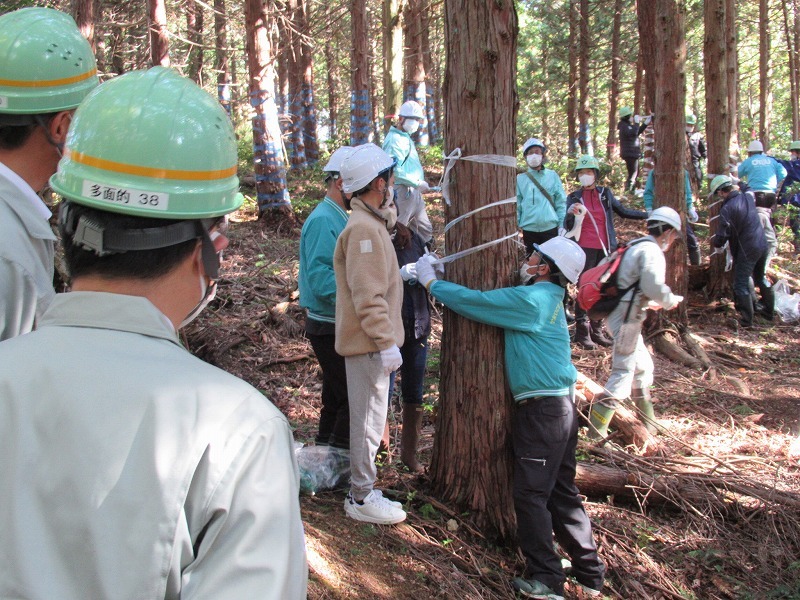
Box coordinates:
[588,402,616,440]
[632,388,658,434]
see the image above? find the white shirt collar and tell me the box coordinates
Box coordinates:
[0,160,52,220]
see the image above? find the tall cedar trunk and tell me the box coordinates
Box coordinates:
[433,0,518,540]
[186,0,204,84]
[759,0,771,148]
[277,36,290,140]
[383,0,404,133]
[300,0,318,163]
[725,0,739,167]
[71,0,96,53]
[795,1,800,137]
[420,5,439,142]
[704,0,732,297]
[287,0,308,169]
[147,0,170,67]
[567,0,579,156]
[782,1,799,137]
[245,0,291,213]
[324,10,340,143]
[633,52,644,116]
[578,0,591,154]
[369,35,382,144]
[637,1,656,184]
[351,0,372,144]
[606,0,622,160]
[214,0,232,116]
[404,0,429,146]
[541,43,550,141]
[652,0,687,317]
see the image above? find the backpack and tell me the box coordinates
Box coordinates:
[576,239,651,321]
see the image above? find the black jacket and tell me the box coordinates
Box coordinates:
[564,187,648,253]
[713,189,767,262]
[617,118,647,159]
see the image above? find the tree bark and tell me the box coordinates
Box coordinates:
[782,1,799,137]
[287,0,308,169]
[71,0,96,53]
[606,0,623,160]
[147,0,170,67]
[636,0,657,113]
[420,3,439,143]
[245,0,291,214]
[567,0,579,156]
[578,0,591,155]
[759,0,772,149]
[324,10,340,143]
[186,0,204,84]
[214,0,232,117]
[404,0,429,146]
[433,0,518,540]
[383,0,405,133]
[725,0,739,167]
[351,0,373,144]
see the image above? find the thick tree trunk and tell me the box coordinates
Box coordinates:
[147,0,170,67]
[725,0,739,167]
[351,0,372,144]
[245,0,291,214]
[578,0,591,155]
[71,0,96,53]
[637,0,656,112]
[420,5,439,143]
[186,0,204,84]
[287,0,308,169]
[795,1,800,138]
[782,1,799,137]
[759,0,772,148]
[383,0,404,133]
[433,0,518,540]
[214,0,232,117]
[567,0,579,156]
[297,0,318,164]
[606,0,622,160]
[404,0,428,146]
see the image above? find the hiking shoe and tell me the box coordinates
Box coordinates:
[344,490,406,524]
[511,577,564,599]
[373,489,403,509]
[577,582,603,597]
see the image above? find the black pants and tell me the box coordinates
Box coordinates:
[522,227,559,255]
[623,156,639,190]
[307,331,350,449]
[513,396,605,594]
[574,247,606,322]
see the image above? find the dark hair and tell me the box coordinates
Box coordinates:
[647,223,675,237]
[61,202,199,281]
[0,113,58,151]
[351,167,393,198]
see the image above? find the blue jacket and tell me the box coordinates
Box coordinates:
[712,189,767,261]
[564,186,648,253]
[428,280,576,402]
[299,197,348,324]
[737,154,787,193]
[776,158,800,207]
[516,168,567,232]
[382,126,424,187]
[643,169,693,212]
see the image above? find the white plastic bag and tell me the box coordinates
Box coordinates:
[295,445,351,495]
[774,279,800,323]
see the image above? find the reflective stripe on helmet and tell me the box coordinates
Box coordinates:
[66,149,238,181]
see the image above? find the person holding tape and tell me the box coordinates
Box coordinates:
[0,7,98,340]
[411,237,606,600]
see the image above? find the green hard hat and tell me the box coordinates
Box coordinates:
[574,155,600,171]
[619,106,633,118]
[50,67,242,219]
[686,114,697,125]
[0,7,98,114]
[789,140,800,151]
[709,174,732,195]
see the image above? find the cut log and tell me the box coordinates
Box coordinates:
[650,331,704,369]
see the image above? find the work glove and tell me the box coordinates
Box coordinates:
[688,207,699,223]
[379,344,403,376]
[415,254,438,289]
[424,251,445,277]
[399,263,417,282]
[417,180,431,194]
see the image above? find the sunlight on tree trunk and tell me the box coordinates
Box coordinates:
[72,0,95,53]
[148,0,170,67]
[383,0,404,133]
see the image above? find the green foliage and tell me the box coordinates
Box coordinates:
[419,502,439,520]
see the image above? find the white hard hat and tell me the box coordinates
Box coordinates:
[522,137,546,155]
[748,140,764,153]
[647,206,682,232]
[339,143,396,194]
[398,100,425,120]
[323,146,355,173]
[534,236,586,284]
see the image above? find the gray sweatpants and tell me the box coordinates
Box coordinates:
[603,299,654,404]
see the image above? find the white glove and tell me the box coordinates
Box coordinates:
[712,246,725,255]
[669,295,684,309]
[417,181,431,194]
[379,344,403,376]
[399,263,417,282]
[425,252,445,277]
[688,207,699,223]
[415,254,438,289]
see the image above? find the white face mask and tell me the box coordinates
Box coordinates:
[180,275,217,329]
[402,119,420,134]
[526,153,543,168]
[579,173,595,188]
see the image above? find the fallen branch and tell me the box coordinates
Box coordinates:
[257,352,314,370]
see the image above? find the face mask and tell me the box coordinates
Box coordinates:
[519,263,534,285]
[180,275,217,329]
[579,173,595,188]
[402,119,420,134]
[685,126,693,133]
[526,154,543,168]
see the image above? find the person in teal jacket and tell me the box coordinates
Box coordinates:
[516,137,567,254]
[413,237,605,600]
[642,162,701,265]
[737,140,787,199]
[299,146,353,449]
[382,100,432,243]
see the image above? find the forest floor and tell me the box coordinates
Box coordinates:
[184,170,800,600]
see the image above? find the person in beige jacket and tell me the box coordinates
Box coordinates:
[334,143,407,525]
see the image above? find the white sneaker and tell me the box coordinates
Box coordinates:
[344,490,407,524]
[373,489,403,509]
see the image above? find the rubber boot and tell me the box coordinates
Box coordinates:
[588,401,616,440]
[400,403,424,473]
[574,320,597,349]
[631,388,658,434]
[734,293,754,328]
[759,286,775,321]
[589,320,613,347]
[688,246,701,266]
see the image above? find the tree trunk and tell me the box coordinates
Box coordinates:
[541,43,550,141]
[71,0,96,53]
[186,0,204,84]
[606,0,622,160]
[404,0,429,146]
[725,0,739,168]
[421,4,439,143]
[704,0,732,298]
[637,0,656,112]
[351,0,373,144]
[324,14,340,143]
[578,0,591,155]
[433,0,518,540]
[296,0,318,164]
[567,0,579,156]
[147,0,170,67]
[633,52,644,117]
[795,0,800,138]
[245,0,291,214]
[214,0,232,117]
[782,1,799,137]
[759,0,772,148]
[383,0,405,133]
[276,32,290,141]
[287,0,308,169]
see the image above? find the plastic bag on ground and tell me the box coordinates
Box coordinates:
[295,444,351,496]
[773,279,800,323]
